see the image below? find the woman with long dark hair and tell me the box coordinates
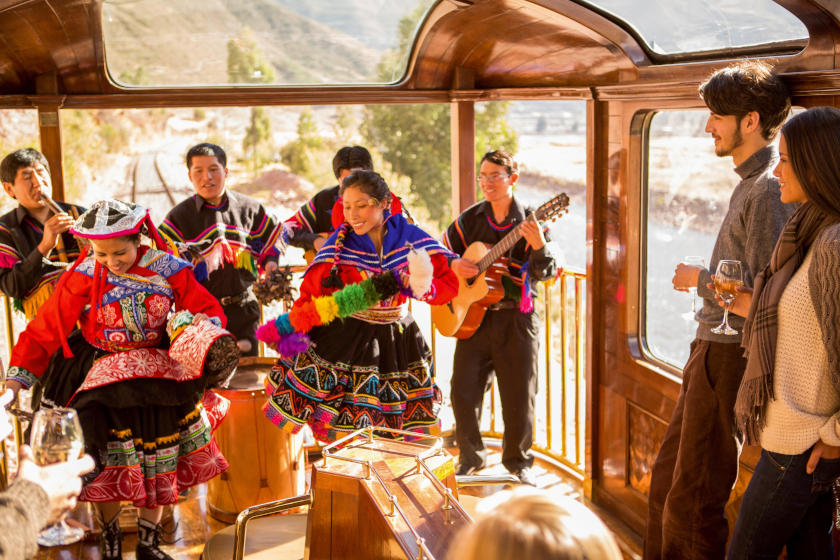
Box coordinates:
[726,106,840,558]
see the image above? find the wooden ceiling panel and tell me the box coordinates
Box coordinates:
[0,10,53,71]
[412,0,635,89]
[0,0,835,102]
[0,0,96,94]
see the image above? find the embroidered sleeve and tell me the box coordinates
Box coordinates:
[9,270,89,377]
[6,366,38,389]
[249,205,280,267]
[158,217,186,244]
[442,216,469,256]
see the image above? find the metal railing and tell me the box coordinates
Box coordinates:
[433,269,587,476]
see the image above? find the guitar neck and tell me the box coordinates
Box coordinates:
[475,223,524,273]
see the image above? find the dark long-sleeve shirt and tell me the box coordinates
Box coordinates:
[694,145,795,342]
[0,479,49,560]
[284,185,339,252]
[0,203,84,318]
[159,191,279,300]
[442,197,558,301]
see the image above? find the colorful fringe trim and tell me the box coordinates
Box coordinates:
[256,270,401,357]
[192,240,257,282]
[21,281,55,320]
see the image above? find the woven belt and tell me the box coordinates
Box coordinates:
[351,305,408,324]
[487,300,519,311]
[219,290,252,306]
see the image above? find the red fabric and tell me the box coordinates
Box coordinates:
[10,246,225,379]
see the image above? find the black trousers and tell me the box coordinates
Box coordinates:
[451,307,539,473]
[222,299,260,357]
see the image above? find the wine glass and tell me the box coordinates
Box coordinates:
[29,407,86,546]
[711,260,743,336]
[681,256,706,319]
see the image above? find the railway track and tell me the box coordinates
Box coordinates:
[119,152,192,223]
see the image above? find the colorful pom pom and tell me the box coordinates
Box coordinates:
[314,296,340,324]
[289,301,322,332]
[274,313,294,334]
[276,332,311,357]
[361,278,380,307]
[256,321,282,344]
[335,282,367,317]
[407,247,433,299]
[371,271,400,300]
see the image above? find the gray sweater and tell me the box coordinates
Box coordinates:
[0,479,49,560]
[695,145,794,343]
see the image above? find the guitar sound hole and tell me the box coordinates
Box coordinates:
[466,277,475,287]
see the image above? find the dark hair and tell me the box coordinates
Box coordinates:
[1,148,50,184]
[332,146,373,179]
[480,150,519,176]
[699,60,791,141]
[339,170,391,202]
[780,106,840,220]
[186,143,227,169]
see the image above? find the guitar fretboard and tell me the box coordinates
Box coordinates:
[474,222,526,275]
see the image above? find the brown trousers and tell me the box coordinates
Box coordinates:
[644,339,747,560]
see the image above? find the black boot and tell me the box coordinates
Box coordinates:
[136,517,174,560]
[98,514,122,560]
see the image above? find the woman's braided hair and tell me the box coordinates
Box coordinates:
[322,222,348,289]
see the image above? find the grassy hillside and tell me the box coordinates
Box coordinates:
[102,0,384,86]
[269,0,432,52]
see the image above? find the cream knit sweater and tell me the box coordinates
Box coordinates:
[761,247,840,454]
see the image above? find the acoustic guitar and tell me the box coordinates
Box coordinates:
[431,193,570,339]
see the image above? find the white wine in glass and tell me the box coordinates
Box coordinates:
[30,407,86,546]
[711,260,744,336]
[681,256,706,319]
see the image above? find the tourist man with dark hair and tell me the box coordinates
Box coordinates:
[644,61,794,560]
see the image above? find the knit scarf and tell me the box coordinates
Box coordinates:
[736,202,836,443]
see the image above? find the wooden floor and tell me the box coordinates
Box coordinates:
[33,440,641,560]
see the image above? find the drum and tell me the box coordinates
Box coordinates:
[207,356,306,523]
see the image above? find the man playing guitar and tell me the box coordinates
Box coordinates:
[442,150,558,486]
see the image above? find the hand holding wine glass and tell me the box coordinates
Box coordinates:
[679,256,706,317]
[29,407,88,546]
[711,260,743,335]
[17,445,94,525]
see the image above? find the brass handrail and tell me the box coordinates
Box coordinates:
[232,493,312,560]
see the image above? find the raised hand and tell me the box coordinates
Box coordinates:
[37,212,75,256]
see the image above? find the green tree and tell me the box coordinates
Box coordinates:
[362,7,518,228]
[243,107,272,176]
[227,28,276,84]
[227,28,275,176]
[279,110,334,188]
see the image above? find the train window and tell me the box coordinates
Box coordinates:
[581,0,807,56]
[102,0,434,87]
[0,109,39,215]
[642,109,734,369]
